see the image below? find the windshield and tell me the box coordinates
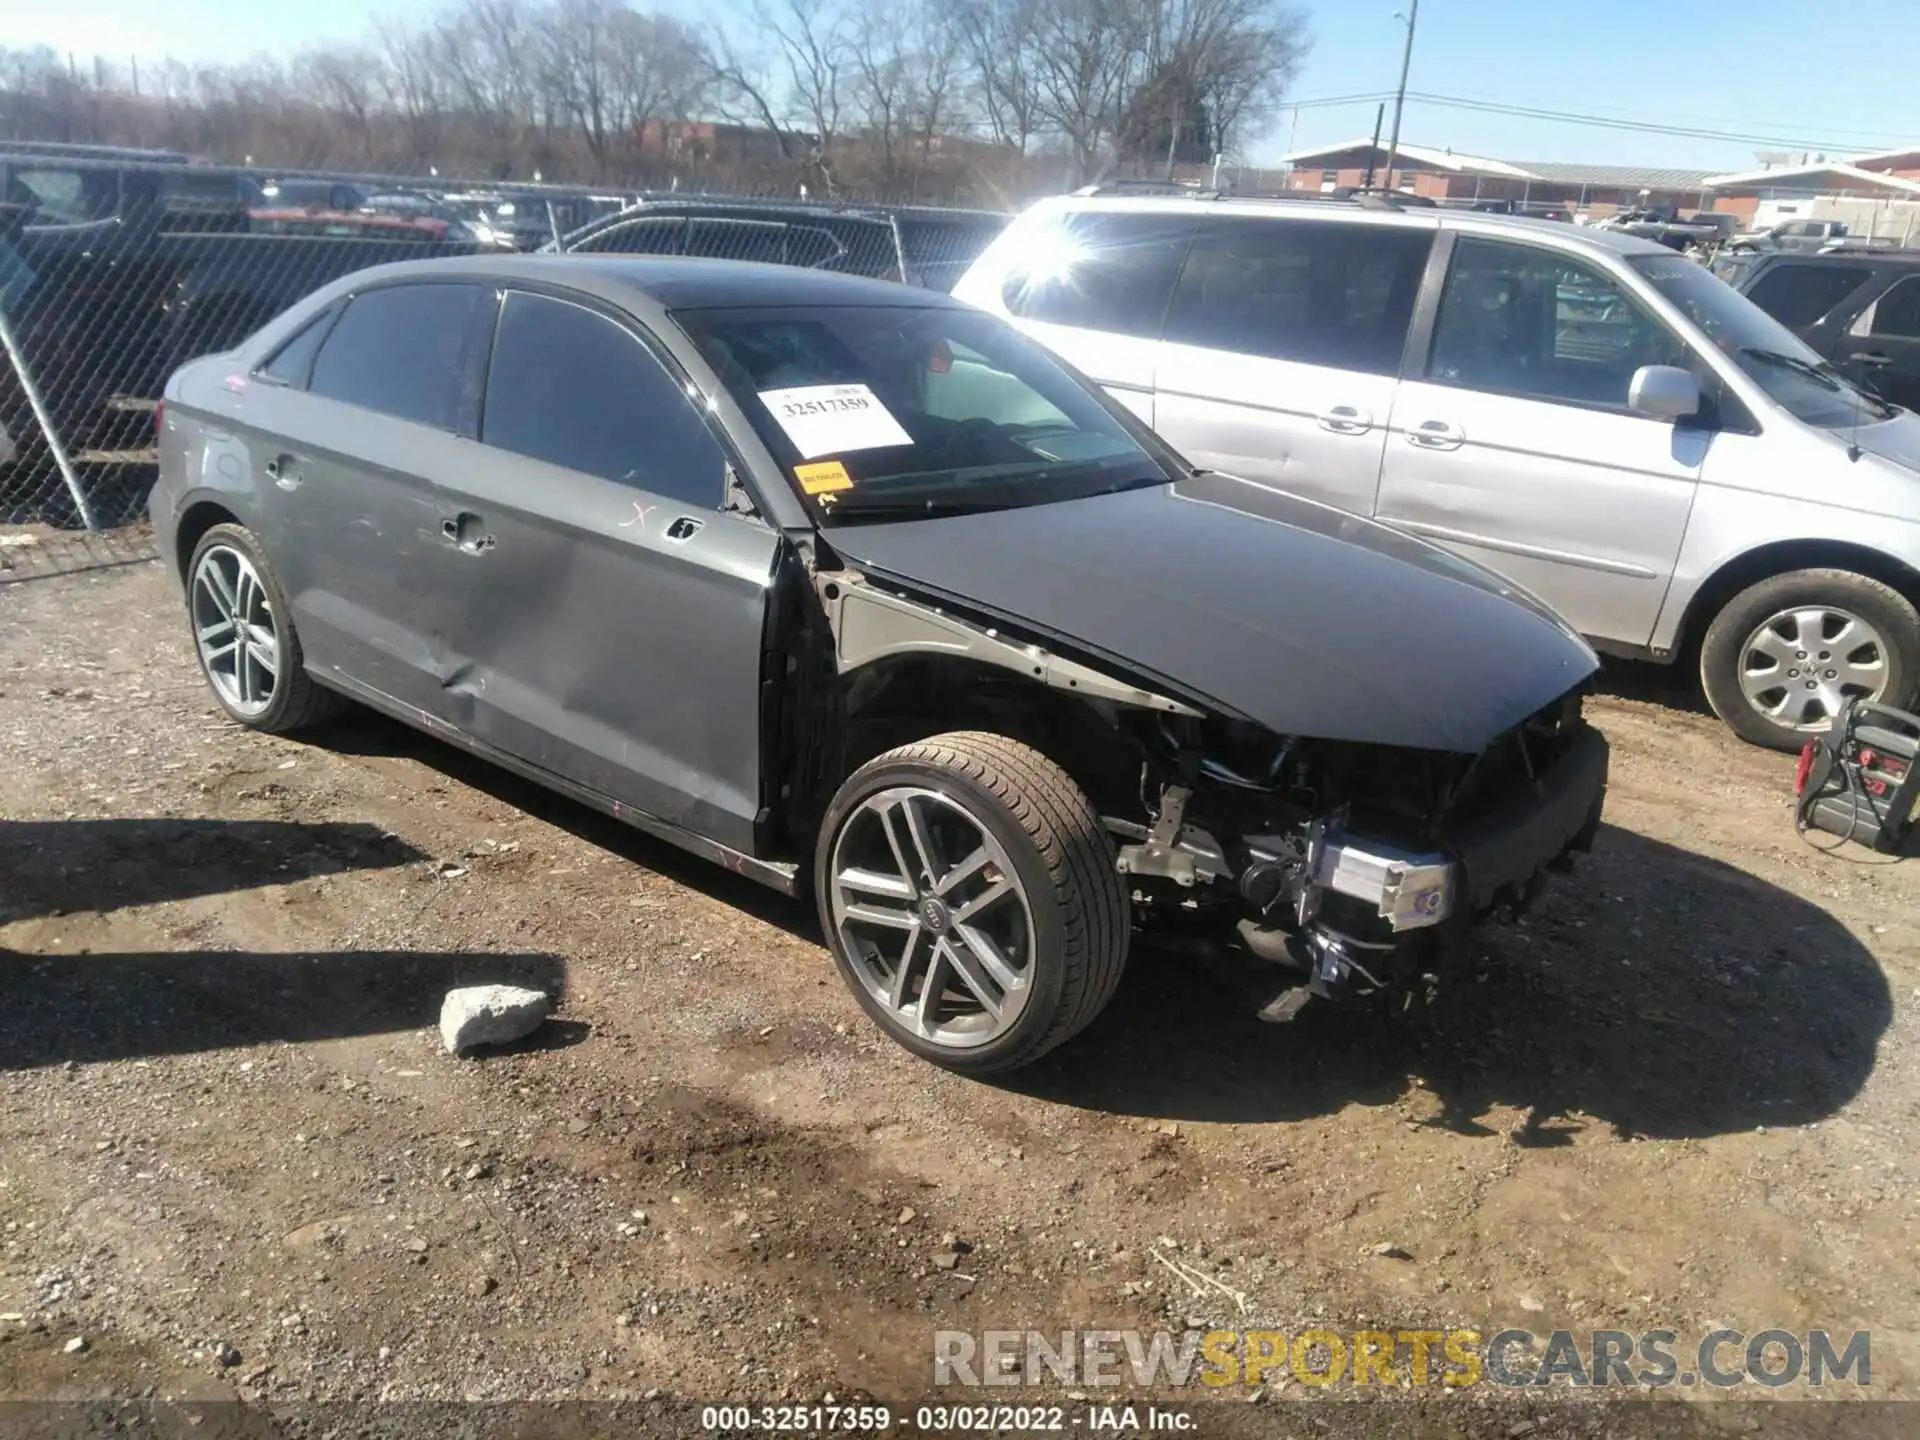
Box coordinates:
[1630,253,1895,428]
[674,303,1176,521]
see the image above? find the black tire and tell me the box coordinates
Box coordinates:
[1700,568,1920,751]
[186,522,347,733]
[813,731,1129,1074]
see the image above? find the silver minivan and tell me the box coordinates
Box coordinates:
[955,194,1920,750]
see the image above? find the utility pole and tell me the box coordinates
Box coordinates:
[1383,0,1420,195]
[1362,102,1385,189]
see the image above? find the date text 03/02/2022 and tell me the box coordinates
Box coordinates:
[699,1403,1197,1432]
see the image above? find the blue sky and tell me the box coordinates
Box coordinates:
[5,0,1917,173]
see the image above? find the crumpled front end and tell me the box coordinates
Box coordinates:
[1111,686,1607,1019]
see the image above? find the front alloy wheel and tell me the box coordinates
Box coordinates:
[828,785,1037,1051]
[814,732,1129,1073]
[1701,567,1920,751]
[1735,604,1888,730]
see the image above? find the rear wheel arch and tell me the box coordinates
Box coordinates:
[174,499,242,584]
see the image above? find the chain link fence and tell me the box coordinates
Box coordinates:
[0,148,1013,546]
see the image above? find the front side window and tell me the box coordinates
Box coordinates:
[675,302,1175,522]
[1428,238,1687,409]
[1631,252,1894,429]
[1163,218,1432,375]
[1745,263,1872,328]
[307,283,486,430]
[1000,211,1197,339]
[1852,276,1920,340]
[482,290,728,509]
[11,166,117,224]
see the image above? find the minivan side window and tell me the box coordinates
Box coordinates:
[1000,212,1197,338]
[307,283,488,430]
[1162,218,1433,375]
[1745,263,1873,328]
[481,290,728,509]
[1426,238,1688,411]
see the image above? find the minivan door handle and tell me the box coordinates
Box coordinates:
[1316,404,1373,435]
[1407,419,1466,451]
[1852,352,1895,368]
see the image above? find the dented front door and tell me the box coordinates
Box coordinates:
[431,289,781,856]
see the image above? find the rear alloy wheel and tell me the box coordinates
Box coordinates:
[1701,568,1920,750]
[815,732,1128,1074]
[186,523,345,733]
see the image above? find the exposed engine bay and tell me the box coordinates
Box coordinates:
[1107,692,1606,1019]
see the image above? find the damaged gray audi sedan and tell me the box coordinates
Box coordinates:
[151,255,1607,1072]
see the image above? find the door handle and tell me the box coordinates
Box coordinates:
[1315,404,1373,435]
[1853,352,1895,367]
[1407,419,1465,451]
[441,512,495,554]
[664,516,703,543]
[264,453,301,491]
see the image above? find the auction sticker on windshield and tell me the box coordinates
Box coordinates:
[794,460,854,496]
[759,383,912,459]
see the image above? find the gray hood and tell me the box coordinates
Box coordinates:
[826,471,1599,753]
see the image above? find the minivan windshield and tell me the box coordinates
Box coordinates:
[674,303,1176,521]
[1630,253,1895,428]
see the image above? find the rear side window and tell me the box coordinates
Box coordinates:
[1163,218,1433,374]
[1001,211,1196,338]
[256,308,337,387]
[307,283,487,430]
[1745,264,1873,328]
[481,290,728,509]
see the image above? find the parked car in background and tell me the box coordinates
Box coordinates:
[956,192,1920,750]
[1729,251,1920,414]
[1725,218,1853,255]
[552,198,1008,290]
[1593,207,1738,252]
[150,255,1607,1071]
[0,147,479,524]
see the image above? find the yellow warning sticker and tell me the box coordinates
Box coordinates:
[795,460,855,496]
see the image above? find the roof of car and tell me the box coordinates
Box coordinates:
[329,253,965,313]
[1025,192,1675,260]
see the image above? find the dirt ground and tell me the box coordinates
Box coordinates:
[3,550,1918,1438]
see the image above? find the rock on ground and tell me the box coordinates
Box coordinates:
[439,985,551,1054]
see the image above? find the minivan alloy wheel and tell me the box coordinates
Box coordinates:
[828,785,1036,1051]
[1737,604,1888,729]
[191,544,279,718]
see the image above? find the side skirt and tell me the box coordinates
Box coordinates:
[313,669,802,897]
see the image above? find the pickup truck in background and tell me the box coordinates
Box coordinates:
[0,147,480,523]
[1729,250,1920,413]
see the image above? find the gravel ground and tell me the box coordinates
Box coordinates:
[2,553,1918,1438]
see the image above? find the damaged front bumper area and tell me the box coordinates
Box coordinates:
[1113,706,1608,1019]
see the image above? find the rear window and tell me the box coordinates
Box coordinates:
[1745,263,1873,328]
[307,283,488,430]
[1000,211,1197,338]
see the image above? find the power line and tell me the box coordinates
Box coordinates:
[1404,90,1920,157]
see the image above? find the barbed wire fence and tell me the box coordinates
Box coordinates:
[0,151,1014,581]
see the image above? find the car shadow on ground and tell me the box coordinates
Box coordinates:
[1594,652,1716,718]
[315,707,822,942]
[0,945,571,1070]
[1011,824,1892,1141]
[0,817,423,922]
